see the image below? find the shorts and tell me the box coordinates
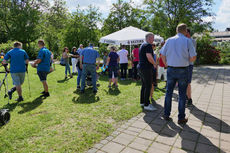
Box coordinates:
[157,66,167,81]
[188,65,194,83]
[152,68,157,85]
[37,71,49,82]
[11,73,25,86]
[108,65,118,78]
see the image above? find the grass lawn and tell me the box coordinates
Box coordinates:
[0,65,166,153]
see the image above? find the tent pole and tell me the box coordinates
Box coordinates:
[129,43,131,57]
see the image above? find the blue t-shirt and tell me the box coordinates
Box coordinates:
[81,47,100,64]
[108,52,119,67]
[4,48,29,73]
[37,47,51,72]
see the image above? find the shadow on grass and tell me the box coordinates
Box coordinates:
[104,88,121,96]
[1,102,19,112]
[143,102,226,153]
[57,78,71,83]
[18,96,46,114]
[72,89,100,104]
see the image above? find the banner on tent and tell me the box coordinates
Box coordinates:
[101,39,117,44]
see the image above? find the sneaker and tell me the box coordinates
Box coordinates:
[8,91,13,100]
[16,97,24,102]
[43,92,50,97]
[40,91,46,94]
[77,85,80,89]
[144,104,157,111]
[140,104,144,107]
[187,99,193,107]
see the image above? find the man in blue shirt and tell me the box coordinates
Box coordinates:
[32,40,51,97]
[3,42,29,102]
[80,43,100,93]
[161,23,197,124]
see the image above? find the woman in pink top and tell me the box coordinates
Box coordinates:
[132,45,139,80]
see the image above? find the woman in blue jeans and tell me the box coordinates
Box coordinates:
[62,47,72,79]
[76,60,82,89]
[106,46,120,88]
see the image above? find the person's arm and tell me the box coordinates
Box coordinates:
[96,58,100,70]
[117,57,120,64]
[161,55,167,67]
[96,52,100,70]
[80,55,83,69]
[190,56,196,62]
[146,53,157,68]
[33,51,43,67]
[188,39,197,62]
[2,52,9,65]
[106,57,110,66]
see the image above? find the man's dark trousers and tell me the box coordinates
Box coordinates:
[164,67,189,120]
[138,68,153,106]
[120,63,128,79]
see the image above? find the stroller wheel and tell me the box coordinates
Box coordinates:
[0,109,10,125]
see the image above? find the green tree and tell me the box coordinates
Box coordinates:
[102,0,148,35]
[43,0,69,58]
[144,0,214,38]
[63,5,102,49]
[0,0,49,50]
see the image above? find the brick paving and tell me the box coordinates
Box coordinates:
[87,66,230,153]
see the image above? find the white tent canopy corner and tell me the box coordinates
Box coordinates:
[99,26,164,46]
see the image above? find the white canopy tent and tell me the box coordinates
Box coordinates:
[99,26,164,45]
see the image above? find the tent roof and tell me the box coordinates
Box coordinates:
[99,26,163,45]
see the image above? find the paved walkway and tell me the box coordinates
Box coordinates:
[87,66,230,153]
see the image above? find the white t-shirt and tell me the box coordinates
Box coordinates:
[117,49,128,64]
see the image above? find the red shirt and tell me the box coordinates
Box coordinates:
[132,48,139,62]
[159,55,166,67]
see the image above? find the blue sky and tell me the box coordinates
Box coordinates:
[50,0,230,31]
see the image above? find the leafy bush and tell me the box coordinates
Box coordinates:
[196,34,221,65]
[0,40,14,53]
[216,42,230,64]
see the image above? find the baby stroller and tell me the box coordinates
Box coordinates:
[0,64,10,125]
[86,72,100,87]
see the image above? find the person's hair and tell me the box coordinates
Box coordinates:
[63,47,68,53]
[121,45,125,49]
[176,23,187,33]
[79,44,83,47]
[145,32,154,40]
[134,45,138,48]
[89,43,94,47]
[38,40,45,46]
[110,46,116,51]
[187,28,191,34]
[14,41,22,48]
[72,46,77,51]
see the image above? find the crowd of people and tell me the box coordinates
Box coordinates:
[1,23,196,125]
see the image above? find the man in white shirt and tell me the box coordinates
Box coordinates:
[117,45,128,80]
